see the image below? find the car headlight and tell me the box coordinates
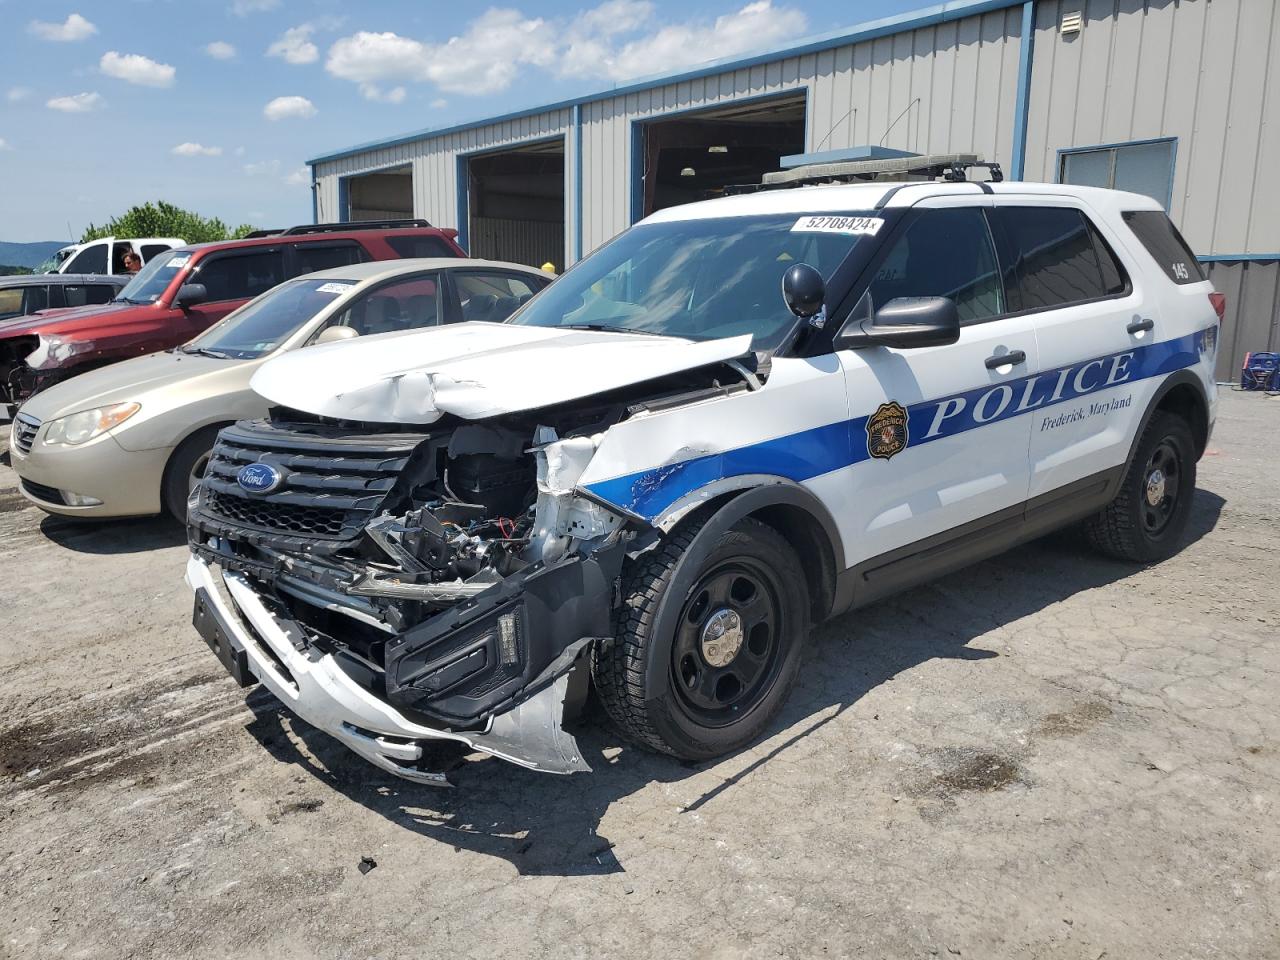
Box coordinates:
[43,402,141,446]
[25,335,82,370]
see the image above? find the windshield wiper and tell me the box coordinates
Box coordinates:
[180,346,231,359]
[560,322,664,336]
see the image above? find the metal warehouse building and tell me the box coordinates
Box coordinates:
[308,0,1279,381]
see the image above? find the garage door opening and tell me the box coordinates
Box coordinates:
[465,139,565,270]
[636,94,807,218]
[346,165,414,221]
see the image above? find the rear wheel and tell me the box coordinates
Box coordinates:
[161,426,222,521]
[592,516,808,760]
[1084,411,1196,563]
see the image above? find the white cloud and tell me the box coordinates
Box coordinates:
[0,139,12,152]
[268,25,319,64]
[47,92,103,113]
[263,95,316,120]
[244,159,281,175]
[172,142,223,157]
[234,146,246,157]
[100,52,177,88]
[360,83,406,103]
[284,167,311,186]
[7,87,32,103]
[430,98,448,109]
[206,41,236,60]
[324,0,806,96]
[232,0,279,15]
[28,13,96,42]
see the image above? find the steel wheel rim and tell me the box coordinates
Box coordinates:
[670,558,785,727]
[1141,439,1181,535]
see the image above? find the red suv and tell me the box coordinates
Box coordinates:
[0,220,465,416]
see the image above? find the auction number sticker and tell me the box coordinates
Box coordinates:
[316,282,355,294]
[167,255,191,268]
[791,215,884,236]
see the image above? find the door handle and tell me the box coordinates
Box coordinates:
[1127,318,1155,334]
[985,349,1026,369]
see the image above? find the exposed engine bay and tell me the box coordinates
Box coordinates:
[186,358,763,779]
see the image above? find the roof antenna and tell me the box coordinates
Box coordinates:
[878,98,920,147]
[813,107,857,153]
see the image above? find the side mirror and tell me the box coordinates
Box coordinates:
[314,325,359,345]
[834,294,960,350]
[781,263,825,322]
[175,283,207,309]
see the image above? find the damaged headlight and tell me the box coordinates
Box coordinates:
[43,402,141,446]
[25,334,86,370]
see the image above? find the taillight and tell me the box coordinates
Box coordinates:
[1208,292,1226,324]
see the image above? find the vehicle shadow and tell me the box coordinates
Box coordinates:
[38,513,186,553]
[240,488,1225,877]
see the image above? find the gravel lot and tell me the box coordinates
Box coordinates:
[1,390,1277,960]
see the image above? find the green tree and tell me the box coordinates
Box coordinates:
[81,201,258,244]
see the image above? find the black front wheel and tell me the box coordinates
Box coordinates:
[592,516,809,761]
[1085,411,1197,563]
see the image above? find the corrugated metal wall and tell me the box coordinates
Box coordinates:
[314,6,1024,261]
[471,217,563,269]
[1023,0,1280,258]
[1207,260,1280,382]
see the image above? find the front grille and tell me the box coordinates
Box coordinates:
[20,479,64,505]
[11,414,39,455]
[197,422,426,542]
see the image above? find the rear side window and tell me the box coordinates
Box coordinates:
[291,241,371,275]
[456,272,545,323]
[23,286,49,314]
[386,235,456,259]
[194,250,285,302]
[141,244,170,262]
[0,289,24,319]
[1121,211,1205,284]
[64,244,107,275]
[63,283,116,308]
[865,207,1004,324]
[996,207,1127,311]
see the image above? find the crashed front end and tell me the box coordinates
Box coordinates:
[185,409,634,784]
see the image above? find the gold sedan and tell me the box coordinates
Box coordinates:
[9,259,552,519]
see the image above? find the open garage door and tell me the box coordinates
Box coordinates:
[465,139,565,271]
[346,165,414,221]
[636,94,806,218]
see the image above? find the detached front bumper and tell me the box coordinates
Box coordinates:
[185,554,602,784]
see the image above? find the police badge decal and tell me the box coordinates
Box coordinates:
[866,401,909,460]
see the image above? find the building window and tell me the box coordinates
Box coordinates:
[1058,139,1176,209]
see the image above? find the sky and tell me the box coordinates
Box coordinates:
[0,0,923,243]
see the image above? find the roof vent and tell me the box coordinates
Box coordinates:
[1061,11,1083,35]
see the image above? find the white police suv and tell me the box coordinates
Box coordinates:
[185,180,1220,784]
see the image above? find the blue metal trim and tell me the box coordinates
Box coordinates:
[454,155,469,254]
[573,103,584,264]
[306,0,1022,166]
[336,175,350,223]
[1010,0,1036,180]
[1197,254,1280,263]
[628,87,811,226]
[1055,136,1179,210]
[310,172,318,224]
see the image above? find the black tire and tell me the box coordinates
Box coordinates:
[161,426,223,521]
[1084,411,1196,563]
[591,516,809,761]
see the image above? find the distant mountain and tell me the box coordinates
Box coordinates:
[0,241,72,270]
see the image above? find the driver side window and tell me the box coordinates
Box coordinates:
[866,207,1004,324]
[326,274,442,337]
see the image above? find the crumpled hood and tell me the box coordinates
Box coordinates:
[0,302,143,339]
[251,322,753,424]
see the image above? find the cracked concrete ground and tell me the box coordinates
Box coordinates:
[1,390,1277,960]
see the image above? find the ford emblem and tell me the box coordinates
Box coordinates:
[236,462,283,495]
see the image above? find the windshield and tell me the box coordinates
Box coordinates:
[508,212,881,349]
[115,249,191,303]
[36,247,75,274]
[183,277,355,359]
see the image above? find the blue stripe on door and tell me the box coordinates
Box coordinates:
[583,329,1210,522]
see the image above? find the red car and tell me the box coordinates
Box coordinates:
[0,220,465,416]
